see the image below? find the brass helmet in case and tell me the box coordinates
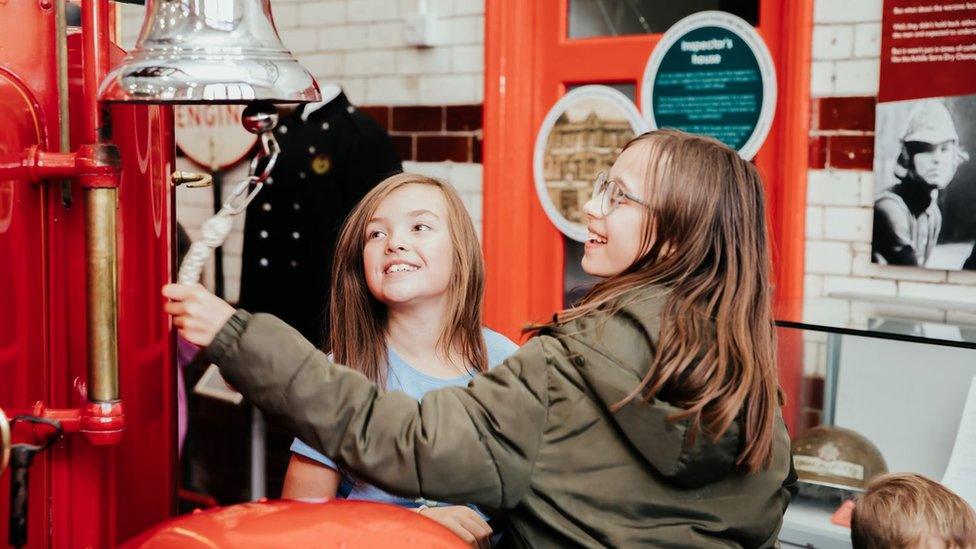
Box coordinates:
[792,425,888,492]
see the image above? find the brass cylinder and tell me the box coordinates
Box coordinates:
[0,407,9,477]
[56,0,73,207]
[85,188,119,402]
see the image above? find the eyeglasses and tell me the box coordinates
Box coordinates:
[591,171,649,216]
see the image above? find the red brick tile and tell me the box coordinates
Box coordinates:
[416,135,469,162]
[809,96,821,130]
[358,106,390,130]
[391,135,414,161]
[446,105,483,131]
[809,136,827,169]
[827,134,874,170]
[802,409,822,431]
[472,135,483,164]
[803,376,824,410]
[816,96,876,132]
[392,106,444,132]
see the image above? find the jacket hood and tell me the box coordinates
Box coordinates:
[547,287,741,489]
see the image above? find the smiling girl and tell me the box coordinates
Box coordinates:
[279,173,516,547]
[165,130,796,548]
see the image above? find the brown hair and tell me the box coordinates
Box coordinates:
[852,473,976,549]
[328,173,488,387]
[551,129,780,472]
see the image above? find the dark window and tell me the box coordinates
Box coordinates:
[568,1,760,39]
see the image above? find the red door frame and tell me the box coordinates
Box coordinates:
[483,1,812,431]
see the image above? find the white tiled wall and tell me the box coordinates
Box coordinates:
[810,0,882,96]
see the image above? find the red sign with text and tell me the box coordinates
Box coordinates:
[879,1,976,102]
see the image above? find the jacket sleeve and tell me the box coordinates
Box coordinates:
[205,311,551,509]
[872,198,921,266]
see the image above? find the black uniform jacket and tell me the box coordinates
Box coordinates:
[239,92,402,346]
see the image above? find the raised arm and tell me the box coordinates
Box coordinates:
[206,311,553,509]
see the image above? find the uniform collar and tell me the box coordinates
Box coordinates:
[301,84,348,122]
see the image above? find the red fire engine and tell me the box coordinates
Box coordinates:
[0,1,464,546]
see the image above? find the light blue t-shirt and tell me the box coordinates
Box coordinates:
[290,328,518,513]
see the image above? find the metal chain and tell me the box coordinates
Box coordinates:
[177,127,280,285]
[249,130,280,182]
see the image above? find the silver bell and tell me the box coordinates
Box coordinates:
[99,0,321,104]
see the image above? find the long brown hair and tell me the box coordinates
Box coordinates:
[328,173,488,387]
[555,129,780,471]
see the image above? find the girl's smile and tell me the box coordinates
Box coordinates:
[383,260,421,275]
[585,226,608,249]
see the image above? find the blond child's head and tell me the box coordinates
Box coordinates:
[851,473,976,549]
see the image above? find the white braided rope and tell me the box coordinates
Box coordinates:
[177,113,277,287]
[178,210,235,285]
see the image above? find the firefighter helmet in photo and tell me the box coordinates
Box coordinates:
[791,425,888,492]
[903,100,958,145]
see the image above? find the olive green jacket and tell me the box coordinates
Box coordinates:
[206,288,795,548]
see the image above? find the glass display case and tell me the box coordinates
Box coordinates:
[776,293,976,548]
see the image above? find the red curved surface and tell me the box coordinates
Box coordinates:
[0,62,51,549]
[122,500,468,549]
[0,4,177,544]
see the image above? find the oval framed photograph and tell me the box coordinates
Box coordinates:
[533,85,647,242]
[639,11,776,160]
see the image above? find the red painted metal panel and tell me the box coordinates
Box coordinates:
[0,3,59,547]
[0,1,176,545]
[0,67,53,549]
[110,99,177,542]
[64,32,178,545]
